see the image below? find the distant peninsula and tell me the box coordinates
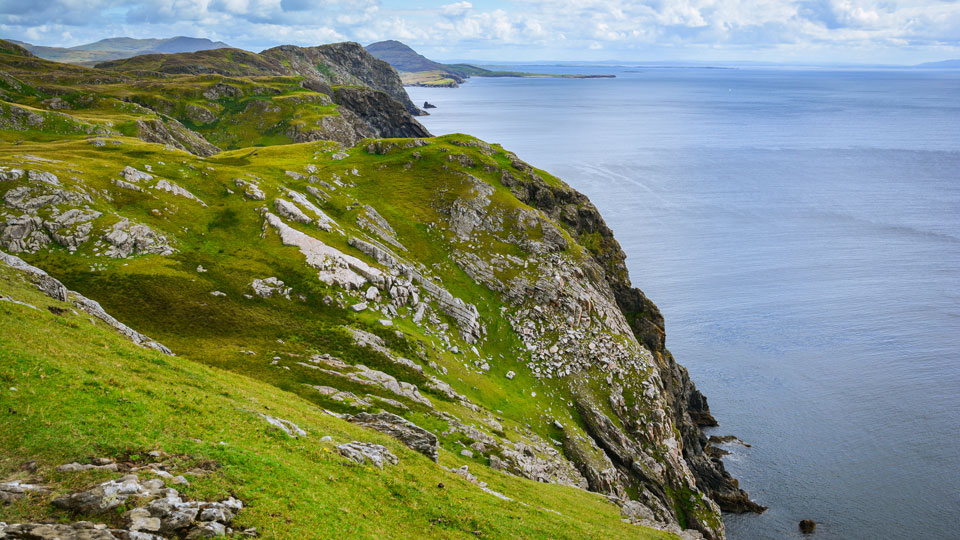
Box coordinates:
[365,40,614,87]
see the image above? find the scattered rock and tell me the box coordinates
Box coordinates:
[234,179,265,200]
[112,179,142,192]
[0,167,25,181]
[121,166,153,184]
[0,522,117,539]
[258,414,306,438]
[450,465,485,487]
[336,442,398,469]
[311,385,373,408]
[153,179,206,206]
[102,218,175,258]
[505,371,516,380]
[57,462,119,473]
[345,412,439,462]
[274,198,312,225]
[799,520,817,534]
[251,277,291,299]
[0,481,47,504]
[53,475,165,514]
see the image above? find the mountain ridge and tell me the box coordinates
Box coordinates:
[10,36,232,65]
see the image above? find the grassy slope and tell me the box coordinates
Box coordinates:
[0,261,672,540]
[0,133,598,445]
[0,49,342,150]
[0,46,710,537]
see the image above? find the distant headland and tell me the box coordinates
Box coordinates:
[365,40,615,87]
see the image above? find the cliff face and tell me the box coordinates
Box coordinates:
[0,41,756,540]
[498,156,762,517]
[89,42,430,148]
[264,42,426,117]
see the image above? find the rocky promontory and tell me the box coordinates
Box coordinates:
[0,37,757,540]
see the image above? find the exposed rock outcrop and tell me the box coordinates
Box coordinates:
[336,442,398,469]
[332,86,430,140]
[134,118,219,157]
[345,412,439,462]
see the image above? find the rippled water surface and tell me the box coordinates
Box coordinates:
[409,67,960,539]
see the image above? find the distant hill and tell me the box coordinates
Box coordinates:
[914,59,960,69]
[364,40,449,73]
[11,36,231,65]
[0,38,33,57]
[365,40,613,87]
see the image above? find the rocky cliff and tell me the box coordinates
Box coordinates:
[0,39,758,540]
[263,42,426,117]
[89,41,429,147]
[496,153,763,516]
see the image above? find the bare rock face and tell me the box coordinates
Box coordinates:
[497,153,759,525]
[345,412,439,462]
[332,86,430,140]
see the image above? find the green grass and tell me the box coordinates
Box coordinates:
[0,44,724,537]
[0,262,673,540]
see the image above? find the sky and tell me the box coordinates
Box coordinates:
[0,0,958,64]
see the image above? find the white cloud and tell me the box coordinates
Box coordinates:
[441,1,473,17]
[0,0,957,63]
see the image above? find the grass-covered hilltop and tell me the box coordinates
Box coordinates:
[0,37,759,540]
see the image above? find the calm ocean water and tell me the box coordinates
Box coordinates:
[408,67,960,539]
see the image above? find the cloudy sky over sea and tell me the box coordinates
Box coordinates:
[1,0,958,64]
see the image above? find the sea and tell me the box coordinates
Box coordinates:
[408,66,960,540]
